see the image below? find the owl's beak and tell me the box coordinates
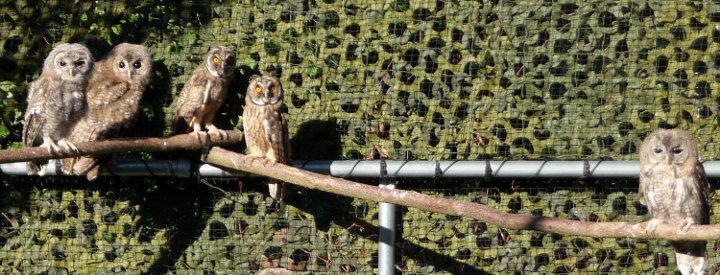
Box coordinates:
[127,70,133,79]
[264,89,270,99]
[665,154,671,165]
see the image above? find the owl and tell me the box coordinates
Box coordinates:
[243,75,290,201]
[23,43,93,175]
[61,43,152,181]
[639,129,711,275]
[171,46,236,137]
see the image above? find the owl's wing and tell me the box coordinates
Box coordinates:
[637,171,649,207]
[23,80,54,174]
[22,81,47,147]
[263,109,290,201]
[171,75,207,134]
[22,111,44,148]
[23,102,46,174]
[265,110,290,164]
[693,162,712,223]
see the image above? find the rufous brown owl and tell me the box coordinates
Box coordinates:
[23,43,93,175]
[62,43,152,181]
[639,129,711,275]
[171,46,235,137]
[243,75,289,201]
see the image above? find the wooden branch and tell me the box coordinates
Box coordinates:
[206,147,720,241]
[0,130,244,164]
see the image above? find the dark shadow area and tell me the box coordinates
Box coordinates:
[283,184,491,274]
[215,64,262,133]
[138,178,215,274]
[132,59,173,138]
[0,175,214,274]
[290,119,343,160]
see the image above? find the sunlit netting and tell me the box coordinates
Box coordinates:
[2,178,719,274]
[2,1,720,160]
[2,0,720,274]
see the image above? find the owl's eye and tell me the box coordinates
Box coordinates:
[653,148,663,154]
[58,60,67,67]
[133,61,142,69]
[255,87,263,93]
[272,86,278,94]
[672,148,683,154]
[118,61,126,68]
[213,57,219,63]
[74,60,85,66]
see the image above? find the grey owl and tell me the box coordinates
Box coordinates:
[171,46,235,137]
[243,75,290,201]
[639,129,711,275]
[23,43,93,175]
[62,43,152,181]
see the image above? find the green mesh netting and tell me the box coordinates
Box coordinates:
[1,0,719,274]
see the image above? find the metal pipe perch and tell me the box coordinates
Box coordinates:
[6,159,720,178]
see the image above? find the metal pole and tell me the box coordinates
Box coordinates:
[4,159,720,178]
[378,160,396,275]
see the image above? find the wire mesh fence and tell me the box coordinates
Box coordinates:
[1,0,720,274]
[2,178,719,274]
[2,1,720,160]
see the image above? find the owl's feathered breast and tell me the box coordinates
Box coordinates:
[176,66,229,116]
[243,102,289,163]
[640,163,710,223]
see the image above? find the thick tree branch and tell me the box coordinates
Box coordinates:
[0,130,244,164]
[206,147,720,241]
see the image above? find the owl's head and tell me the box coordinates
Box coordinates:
[246,75,283,106]
[205,46,236,78]
[640,129,698,166]
[108,43,152,84]
[45,43,93,82]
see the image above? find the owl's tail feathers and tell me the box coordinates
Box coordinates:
[61,157,100,181]
[268,179,284,201]
[26,161,44,176]
[60,158,75,175]
[673,241,706,275]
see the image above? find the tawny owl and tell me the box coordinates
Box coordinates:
[243,75,290,201]
[171,46,236,137]
[23,43,93,175]
[61,43,152,181]
[639,129,711,275]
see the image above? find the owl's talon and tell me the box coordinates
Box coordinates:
[679,218,696,232]
[646,219,661,235]
[57,139,79,153]
[40,140,62,155]
[206,125,227,140]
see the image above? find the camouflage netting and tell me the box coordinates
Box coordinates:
[2,0,720,274]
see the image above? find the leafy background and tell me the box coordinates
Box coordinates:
[1,0,720,273]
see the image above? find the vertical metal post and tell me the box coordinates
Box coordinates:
[378,160,396,275]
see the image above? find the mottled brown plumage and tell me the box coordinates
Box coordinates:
[171,46,235,137]
[639,129,711,275]
[62,43,152,180]
[23,43,93,175]
[243,75,289,200]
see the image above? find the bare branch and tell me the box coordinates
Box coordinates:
[0,130,244,164]
[205,147,720,241]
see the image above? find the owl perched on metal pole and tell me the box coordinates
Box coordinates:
[61,43,152,181]
[243,75,290,201]
[23,43,93,175]
[639,129,711,275]
[171,46,236,138]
